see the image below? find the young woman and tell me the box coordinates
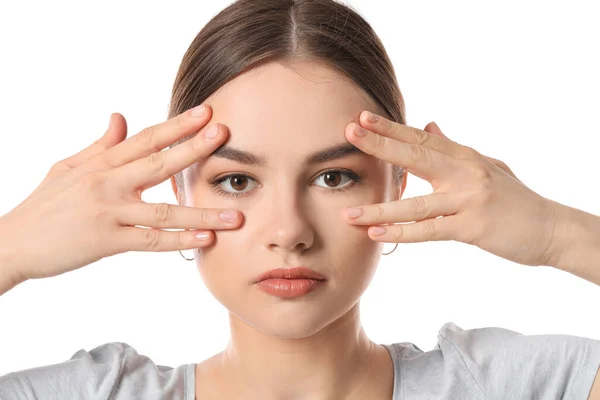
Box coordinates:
[1,0,599,399]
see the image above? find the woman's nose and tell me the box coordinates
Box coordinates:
[261,190,315,253]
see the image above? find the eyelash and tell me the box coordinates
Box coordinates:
[210,169,362,199]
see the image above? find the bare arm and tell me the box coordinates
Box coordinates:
[0,216,26,295]
[549,203,600,286]
[0,104,242,298]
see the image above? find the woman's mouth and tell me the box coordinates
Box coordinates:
[255,278,326,298]
[253,267,327,298]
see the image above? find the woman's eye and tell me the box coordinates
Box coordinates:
[211,175,258,198]
[313,170,358,191]
[210,170,361,198]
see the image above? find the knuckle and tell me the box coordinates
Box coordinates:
[468,162,493,185]
[94,153,120,170]
[50,161,68,174]
[152,202,173,224]
[413,128,430,146]
[393,225,404,242]
[91,138,108,153]
[410,196,429,219]
[409,144,428,165]
[201,210,212,226]
[175,114,185,130]
[470,190,494,209]
[143,228,162,250]
[89,203,111,224]
[460,146,481,160]
[79,171,103,190]
[187,133,202,151]
[136,126,159,151]
[146,151,166,172]
[375,204,385,219]
[496,159,510,172]
[176,231,186,249]
[384,119,396,135]
[423,218,437,238]
[374,132,387,151]
[75,171,115,202]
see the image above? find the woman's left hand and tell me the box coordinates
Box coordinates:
[342,111,563,267]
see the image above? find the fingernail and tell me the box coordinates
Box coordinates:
[204,125,219,139]
[366,111,379,123]
[354,124,368,137]
[346,207,363,218]
[191,104,206,117]
[195,231,211,241]
[370,226,386,236]
[107,114,113,129]
[219,210,238,223]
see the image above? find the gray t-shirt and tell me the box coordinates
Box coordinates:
[1,322,599,399]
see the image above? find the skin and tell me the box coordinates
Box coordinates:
[1,23,597,396]
[1,40,597,398]
[170,59,600,399]
[170,60,402,399]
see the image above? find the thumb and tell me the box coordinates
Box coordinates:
[424,121,446,138]
[58,113,128,170]
[98,113,128,147]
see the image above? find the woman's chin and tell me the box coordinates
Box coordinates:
[241,316,332,339]
[226,302,345,339]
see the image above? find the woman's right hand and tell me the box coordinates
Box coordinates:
[0,104,240,289]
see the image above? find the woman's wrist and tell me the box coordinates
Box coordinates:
[548,201,600,286]
[0,215,27,295]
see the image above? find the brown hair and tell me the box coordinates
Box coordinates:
[168,0,406,197]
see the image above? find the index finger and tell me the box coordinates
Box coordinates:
[358,111,469,160]
[90,104,212,170]
[116,123,226,191]
[345,122,455,184]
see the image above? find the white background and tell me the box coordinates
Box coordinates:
[1,0,599,374]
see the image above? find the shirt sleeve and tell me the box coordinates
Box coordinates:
[438,322,600,400]
[0,342,190,400]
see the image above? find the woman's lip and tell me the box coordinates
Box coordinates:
[254,267,327,283]
[256,278,326,298]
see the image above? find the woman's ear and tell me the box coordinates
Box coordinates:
[170,176,182,205]
[397,170,408,201]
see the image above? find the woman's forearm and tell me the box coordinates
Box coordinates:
[0,267,21,296]
[549,202,600,286]
[0,217,26,296]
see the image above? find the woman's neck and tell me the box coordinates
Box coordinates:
[195,303,394,400]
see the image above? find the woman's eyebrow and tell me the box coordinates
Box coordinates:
[210,142,363,167]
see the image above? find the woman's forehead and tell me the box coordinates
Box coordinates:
[204,61,377,153]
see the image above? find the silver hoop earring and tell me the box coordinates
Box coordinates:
[178,249,195,261]
[382,242,398,256]
[180,245,397,259]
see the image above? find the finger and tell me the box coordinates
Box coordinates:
[424,121,521,181]
[345,122,456,183]
[91,104,212,170]
[424,121,444,137]
[360,112,473,160]
[342,192,463,225]
[113,227,216,253]
[56,113,128,171]
[484,155,521,181]
[367,215,459,243]
[114,123,226,191]
[116,202,242,230]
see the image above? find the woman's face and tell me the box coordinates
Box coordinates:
[179,61,400,338]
